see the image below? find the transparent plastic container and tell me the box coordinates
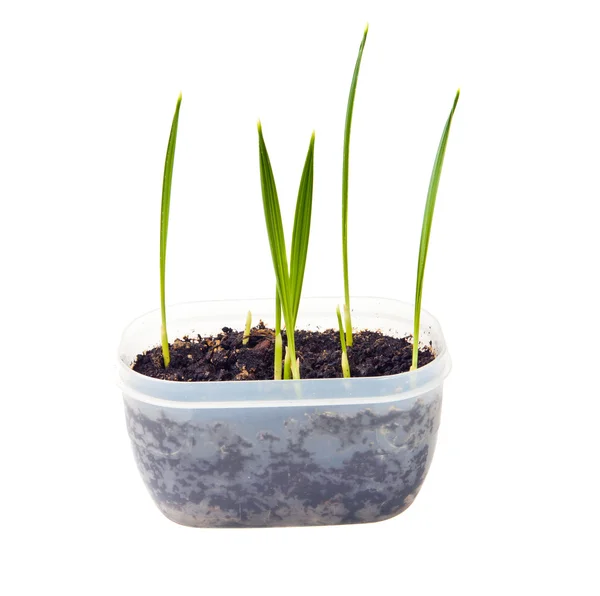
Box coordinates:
[118,297,451,528]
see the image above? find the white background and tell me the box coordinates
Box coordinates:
[2,0,599,594]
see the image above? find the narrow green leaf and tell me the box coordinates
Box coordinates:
[336,305,347,352]
[412,89,460,369]
[257,122,292,324]
[160,93,182,368]
[342,24,368,347]
[275,286,282,336]
[289,132,315,326]
[257,123,299,378]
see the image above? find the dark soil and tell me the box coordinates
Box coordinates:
[132,323,435,381]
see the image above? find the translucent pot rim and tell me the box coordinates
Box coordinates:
[117,296,451,409]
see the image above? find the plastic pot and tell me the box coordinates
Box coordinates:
[118,297,451,528]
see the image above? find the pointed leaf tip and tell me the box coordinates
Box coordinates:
[364,23,369,35]
[453,89,460,108]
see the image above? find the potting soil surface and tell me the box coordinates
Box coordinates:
[132,323,435,381]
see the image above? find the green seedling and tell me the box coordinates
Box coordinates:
[257,122,315,380]
[243,311,252,345]
[342,24,368,347]
[159,93,182,368]
[336,305,351,378]
[274,290,283,379]
[412,89,460,370]
[284,347,292,380]
[153,27,457,382]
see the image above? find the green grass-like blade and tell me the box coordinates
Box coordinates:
[412,89,460,369]
[160,93,182,368]
[289,132,315,326]
[257,122,292,319]
[275,287,282,335]
[336,305,347,351]
[258,124,315,380]
[342,24,368,347]
[257,122,299,378]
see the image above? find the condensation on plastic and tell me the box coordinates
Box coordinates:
[118,297,451,528]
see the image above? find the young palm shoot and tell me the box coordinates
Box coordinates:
[274,290,283,379]
[412,89,460,370]
[159,93,182,368]
[242,311,252,345]
[257,122,315,380]
[342,24,369,348]
[336,305,351,378]
[283,347,292,380]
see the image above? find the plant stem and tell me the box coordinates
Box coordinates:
[243,310,252,345]
[412,89,460,370]
[275,287,281,334]
[343,304,352,349]
[274,289,282,379]
[336,305,351,378]
[160,93,182,368]
[283,347,292,380]
[287,332,299,379]
[342,24,368,348]
[274,333,283,380]
[342,352,350,380]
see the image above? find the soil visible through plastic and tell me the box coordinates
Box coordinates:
[127,323,440,527]
[133,322,435,381]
